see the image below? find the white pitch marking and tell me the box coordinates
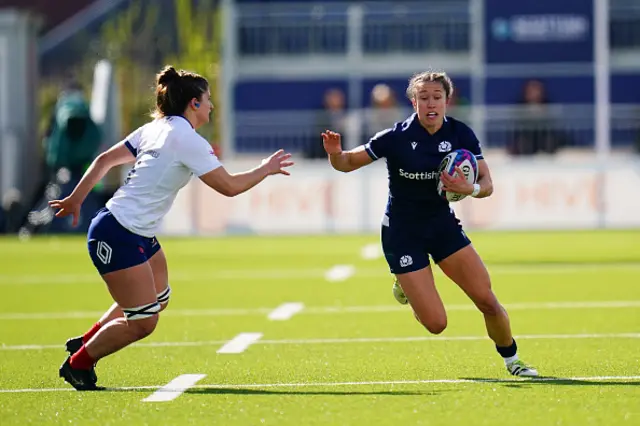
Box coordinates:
[268,302,304,321]
[2,375,639,394]
[142,374,206,402]
[3,262,640,285]
[360,243,383,260]
[216,332,263,354]
[325,265,355,282]
[3,333,639,352]
[2,300,640,321]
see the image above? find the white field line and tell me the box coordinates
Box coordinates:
[360,243,383,260]
[268,302,304,321]
[2,300,639,321]
[2,375,639,394]
[325,265,356,282]
[4,262,640,285]
[216,333,263,354]
[142,374,206,402]
[3,333,639,352]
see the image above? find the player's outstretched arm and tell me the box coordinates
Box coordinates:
[48,142,136,226]
[199,149,293,197]
[322,130,373,173]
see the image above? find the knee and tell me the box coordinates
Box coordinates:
[414,311,447,334]
[158,301,169,312]
[131,315,159,340]
[424,319,447,335]
[474,292,503,317]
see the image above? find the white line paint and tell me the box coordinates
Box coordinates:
[268,302,304,321]
[2,262,640,285]
[259,333,640,345]
[142,374,206,402]
[360,243,383,260]
[3,300,639,321]
[2,375,639,394]
[216,333,263,354]
[3,333,639,352]
[325,265,355,282]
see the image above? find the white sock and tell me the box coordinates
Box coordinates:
[504,354,519,365]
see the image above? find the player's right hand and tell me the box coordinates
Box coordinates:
[321,130,342,155]
[262,149,294,176]
[48,196,82,227]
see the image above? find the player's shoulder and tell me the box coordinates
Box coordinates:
[445,116,475,135]
[371,113,417,141]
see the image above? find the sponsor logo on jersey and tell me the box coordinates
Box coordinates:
[399,169,439,180]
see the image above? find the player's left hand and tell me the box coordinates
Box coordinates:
[262,149,295,176]
[440,166,473,195]
[48,195,82,227]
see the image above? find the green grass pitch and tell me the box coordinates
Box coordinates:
[0,230,639,425]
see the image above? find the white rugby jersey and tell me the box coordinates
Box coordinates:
[106,116,221,237]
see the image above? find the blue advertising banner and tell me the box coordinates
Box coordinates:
[485,0,594,64]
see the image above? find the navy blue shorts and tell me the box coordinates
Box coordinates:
[87,208,161,275]
[381,212,471,274]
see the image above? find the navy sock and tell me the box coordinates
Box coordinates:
[496,339,517,358]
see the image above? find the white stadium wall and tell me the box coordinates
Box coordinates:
[159,154,640,236]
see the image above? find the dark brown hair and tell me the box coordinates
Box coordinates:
[406,71,454,100]
[152,66,209,119]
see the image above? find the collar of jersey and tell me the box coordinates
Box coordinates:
[167,115,194,129]
[408,113,449,138]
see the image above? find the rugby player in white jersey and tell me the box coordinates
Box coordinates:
[49,66,294,390]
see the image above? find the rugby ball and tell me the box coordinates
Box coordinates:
[436,149,478,202]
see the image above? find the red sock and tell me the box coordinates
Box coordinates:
[69,345,95,370]
[82,322,102,343]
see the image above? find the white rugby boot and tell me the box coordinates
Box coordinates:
[392,278,408,305]
[506,359,539,377]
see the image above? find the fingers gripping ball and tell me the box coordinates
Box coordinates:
[436,149,478,202]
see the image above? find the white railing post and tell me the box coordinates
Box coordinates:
[594,0,611,162]
[469,0,486,147]
[220,0,237,160]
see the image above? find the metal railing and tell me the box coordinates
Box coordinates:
[232,104,640,155]
[233,0,640,57]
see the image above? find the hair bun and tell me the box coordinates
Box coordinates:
[157,66,180,86]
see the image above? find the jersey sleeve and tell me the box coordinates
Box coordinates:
[460,122,484,160]
[364,128,395,160]
[177,134,223,176]
[121,125,145,157]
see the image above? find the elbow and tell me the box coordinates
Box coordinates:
[220,180,245,197]
[94,152,112,170]
[218,185,239,197]
[95,152,109,165]
[331,162,354,173]
[484,183,494,197]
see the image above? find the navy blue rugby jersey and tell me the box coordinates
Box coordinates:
[364,113,484,220]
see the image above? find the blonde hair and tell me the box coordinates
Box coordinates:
[406,71,454,100]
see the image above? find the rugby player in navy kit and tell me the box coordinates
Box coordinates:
[322,71,538,377]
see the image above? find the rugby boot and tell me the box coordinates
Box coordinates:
[392,278,408,305]
[59,357,103,391]
[65,337,98,383]
[506,359,539,377]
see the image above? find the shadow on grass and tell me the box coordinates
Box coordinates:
[183,387,457,396]
[460,377,640,388]
[98,387,458,396]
